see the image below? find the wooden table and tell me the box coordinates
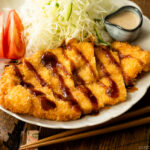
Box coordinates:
[39,1,150,150]
[132,0,150,18]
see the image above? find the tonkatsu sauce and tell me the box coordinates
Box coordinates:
[63,50,99,112]
[24,59,66,102]
[13,65,34,89]
[24,60,48,87]
[41,52,81,112]
[13,65,56,111]
[101,47,120,69]
[95,52,119,98]
[39,97,56,111]
[67,44,97,79]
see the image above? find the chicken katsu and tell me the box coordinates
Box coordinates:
[0,40,150,121]
[112,42,150,85]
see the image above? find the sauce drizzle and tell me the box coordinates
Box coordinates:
[96,52,119,98]
[13,65,34,89]
[24,60,48,87]
[12,65,56,111]
[63,50,99,112]
[67,44,97,79]
[41,52,81,112]
[106,79,119,98]
[101,47,120,69]
[39,97,56,111]
[24,59,66,102]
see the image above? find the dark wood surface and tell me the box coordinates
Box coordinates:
[39,1,150,150]
[132,0,150,18]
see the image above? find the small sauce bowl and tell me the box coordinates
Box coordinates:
[104,6,143,42]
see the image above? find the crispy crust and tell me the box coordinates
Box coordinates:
[0,41,149,121]
[112,41,150,85]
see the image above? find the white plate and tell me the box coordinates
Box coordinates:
[0,0,150,129]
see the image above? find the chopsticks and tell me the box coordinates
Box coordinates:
[20,106,150,150]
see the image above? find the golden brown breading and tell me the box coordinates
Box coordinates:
[112,41,150,85]
[2,40,146,121]
[95,46,126,105]
[65,39,99,84]
[0,65,81,121]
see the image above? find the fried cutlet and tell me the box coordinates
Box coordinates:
[94,46,126,105]
[65,41,126,106]
[0,40,128,121]
[112,41,150,85]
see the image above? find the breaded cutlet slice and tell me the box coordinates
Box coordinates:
[112,42,150,85]
[65,39,99,84]
[94,46,127,105]
[0,40,99,120]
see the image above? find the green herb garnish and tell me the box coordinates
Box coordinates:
[94,26,111,46]
[55,2,59,8]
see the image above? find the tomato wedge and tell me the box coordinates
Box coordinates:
[0,12,4,58]
[5,10,25,59]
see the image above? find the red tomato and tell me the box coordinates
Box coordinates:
[0,12,4,58]
[5,10,25,59]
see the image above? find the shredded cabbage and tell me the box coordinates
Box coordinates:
[19,0,127,56]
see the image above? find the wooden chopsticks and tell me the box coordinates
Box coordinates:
[20,106,150,150]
